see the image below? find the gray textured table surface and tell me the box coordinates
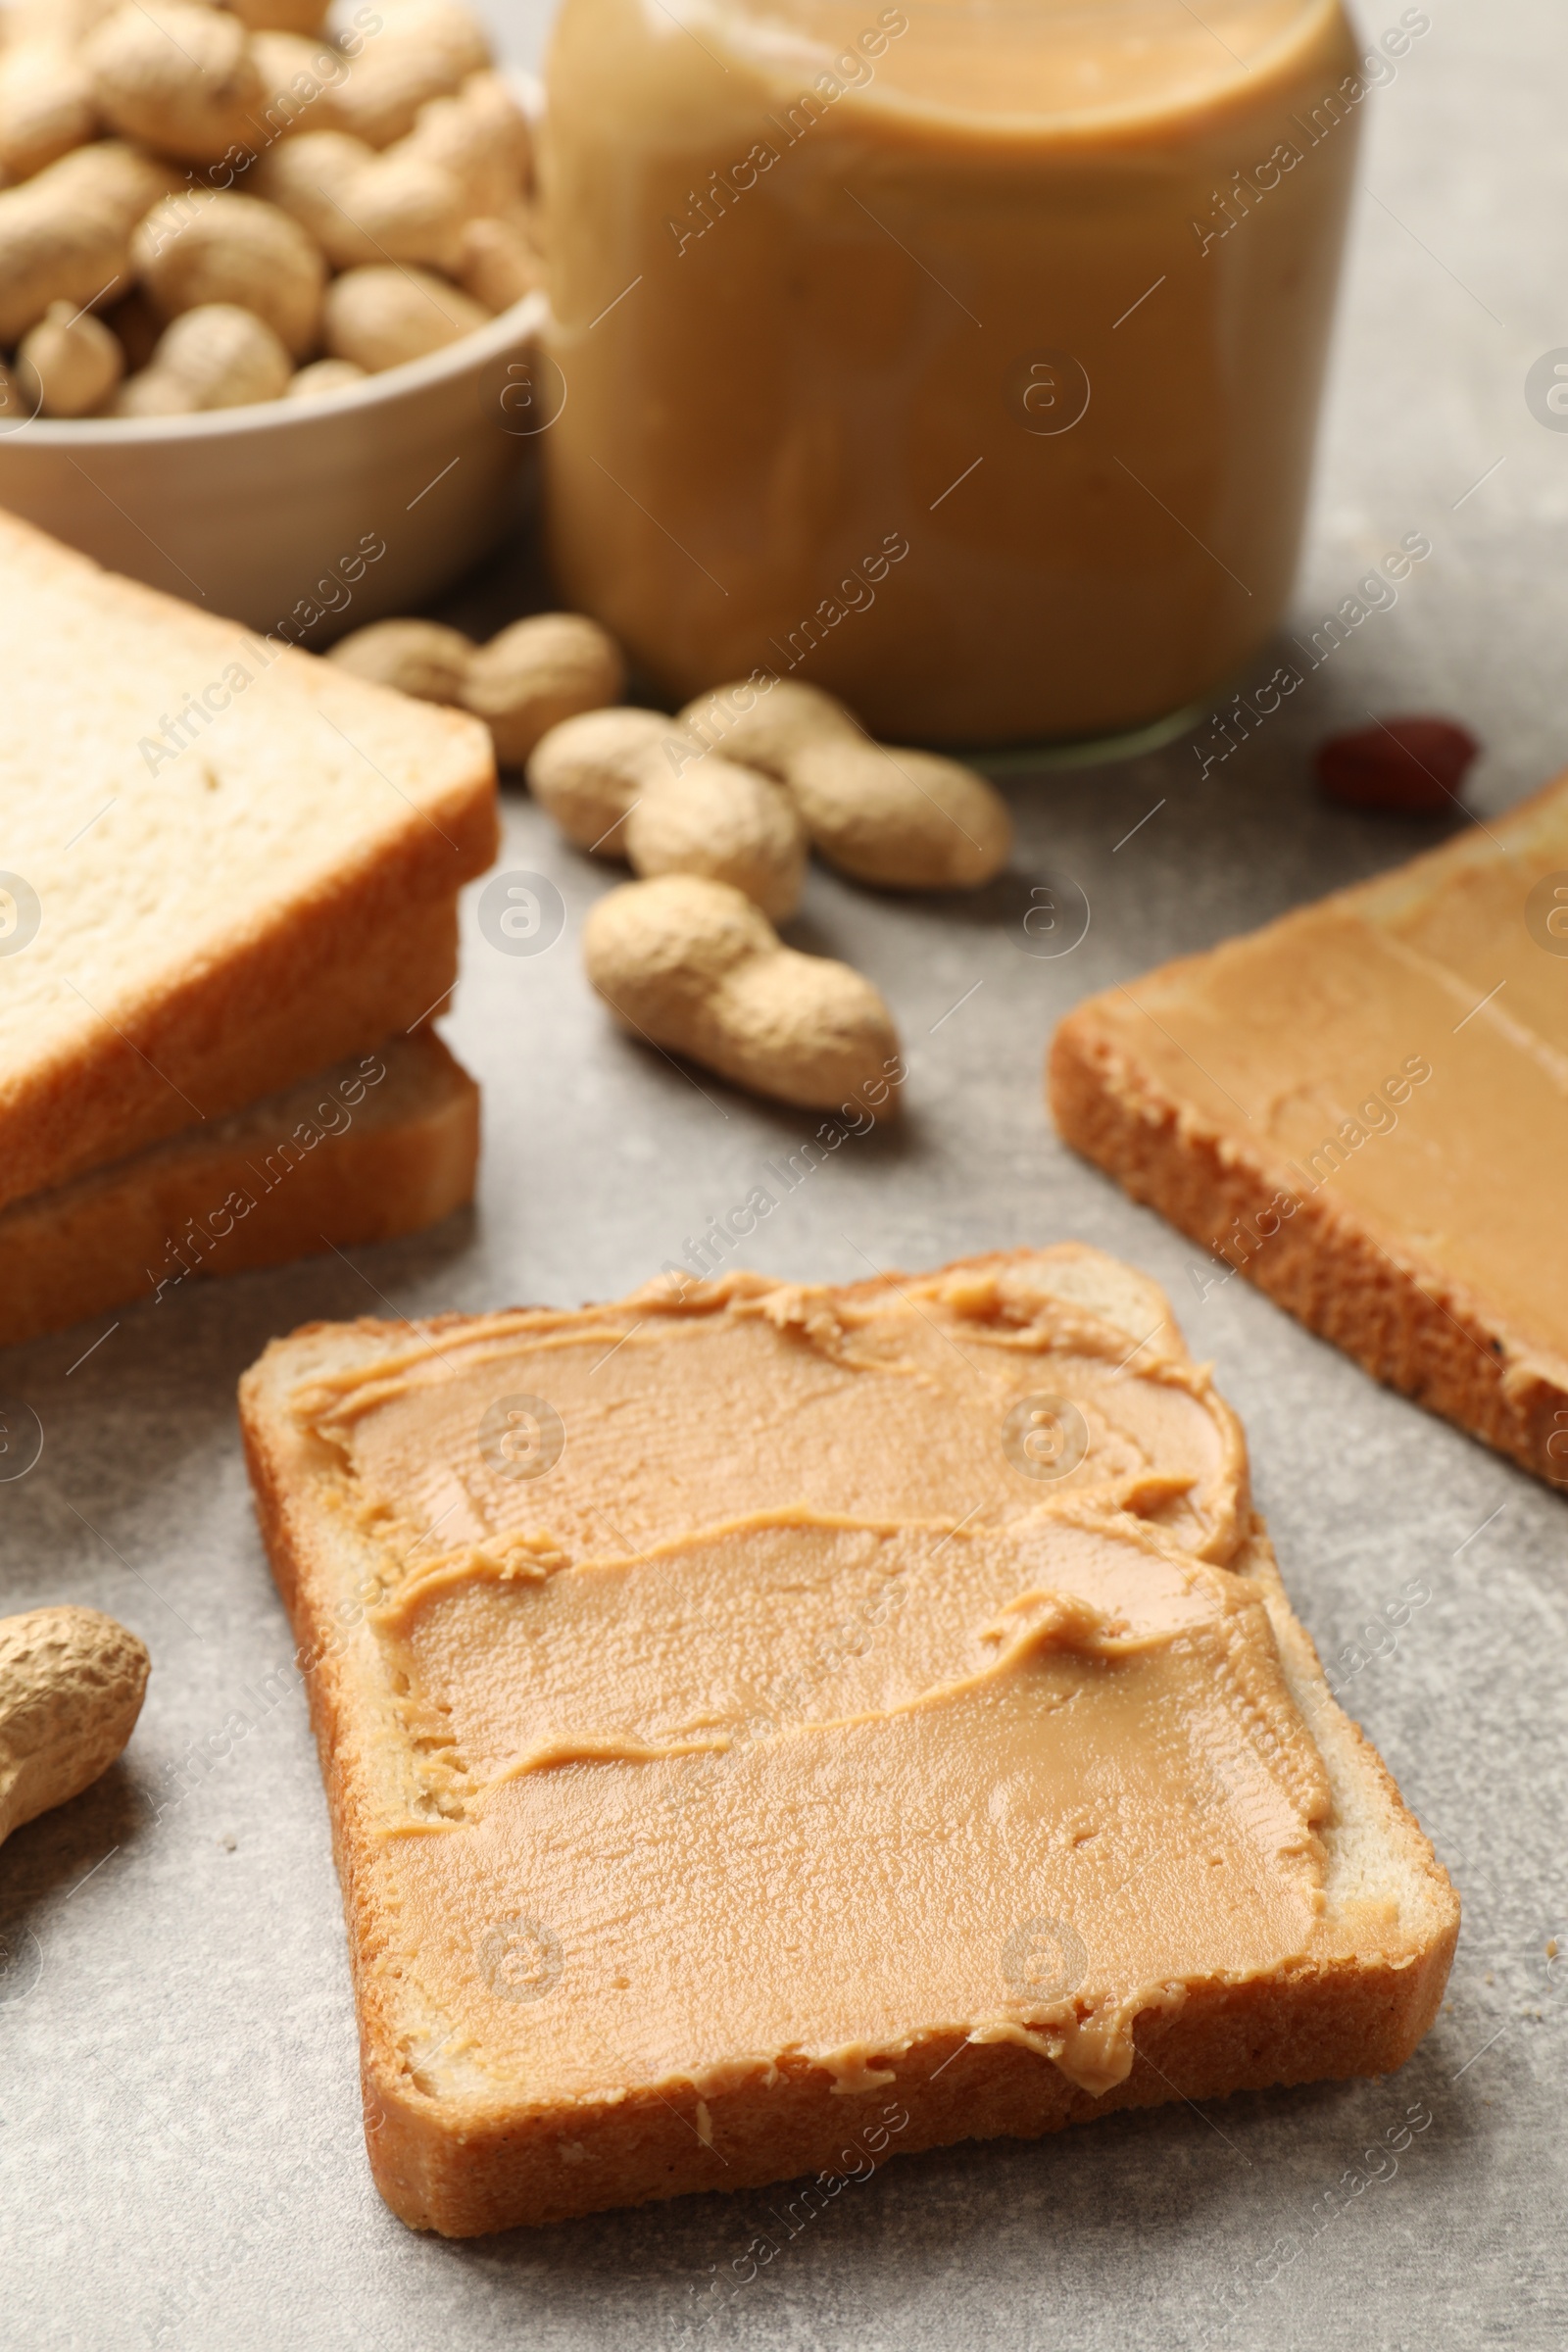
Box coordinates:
[5,4,1567,2347]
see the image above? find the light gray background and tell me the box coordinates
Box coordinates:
[4,3,1566,2347]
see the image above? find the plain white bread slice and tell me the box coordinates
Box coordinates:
[0,509,497,1212]
[0,1029,480,1352]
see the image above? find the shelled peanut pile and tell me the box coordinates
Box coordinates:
[0,0,540,417]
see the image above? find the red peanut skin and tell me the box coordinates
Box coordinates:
[1314,717,1479,816]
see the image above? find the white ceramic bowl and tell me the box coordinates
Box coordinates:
[0,288,547,638]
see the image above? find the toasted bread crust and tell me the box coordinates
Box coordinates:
[354,1960,1453,2237]
[238,1251,1458,2236]
[1049,1010,1568,1485]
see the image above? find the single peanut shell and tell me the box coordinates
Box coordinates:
[624,760,808,923]
[785,740,1012,890]
[14,298,123,416]
[284,356,367,400]
[451,69,532,183]
[145,301,293,408]
[86,2,267,165]
[328,616,474,703]
[254,131,376,249]
[0,1604,149,1848]
[250,31,348,136]
[322,263,488,371]
[0,194,127,343]
[583,873,901,1112]
[0,139,181,343]
[526,707,685,854]
[407,73,529,219]
[43,140,184,225]
[462,612,624,766]
[455,213,540,313]
[678,677,857,777]
[113,365,199,416]
[0,41,99,180]
[313,147,468,271]
[328,1,492,148]
[134,190,326,358]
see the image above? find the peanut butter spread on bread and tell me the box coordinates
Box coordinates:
[1051,772,1568,1485]
[282,1255,1348,2106]
[1059,902,1568,1382]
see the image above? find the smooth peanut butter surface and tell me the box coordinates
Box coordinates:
[1081,794,1568,1381]
[286,1257,1352,2108]
[302,1264,1248,1568]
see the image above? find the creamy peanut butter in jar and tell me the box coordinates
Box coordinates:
[541,0,1377,746]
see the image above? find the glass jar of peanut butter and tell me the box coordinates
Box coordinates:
[541,0,1371,748]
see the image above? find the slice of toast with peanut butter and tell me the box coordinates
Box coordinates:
[238,1247,1456,2236]
[1050,771,1568,1485]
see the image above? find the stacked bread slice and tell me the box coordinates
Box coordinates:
[0,511,497,1349]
